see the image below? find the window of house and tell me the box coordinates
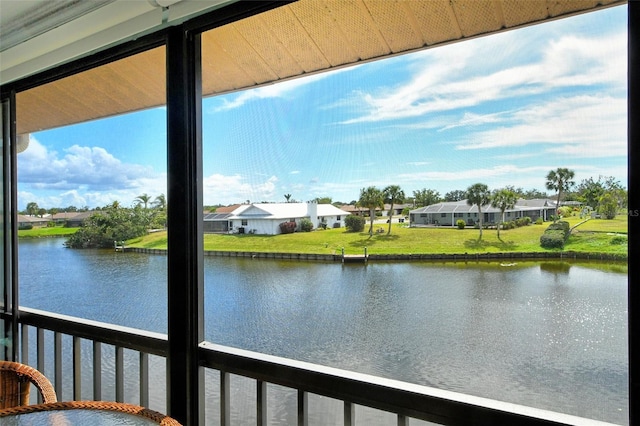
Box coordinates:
[241,220,248,226]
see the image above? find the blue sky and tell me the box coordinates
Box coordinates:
[18,5,627,210]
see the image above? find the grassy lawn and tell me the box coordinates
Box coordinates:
[18,225,78,238]
[128,215,627,257]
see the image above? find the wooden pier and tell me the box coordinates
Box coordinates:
[341,247,368,264]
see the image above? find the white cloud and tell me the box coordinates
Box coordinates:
[454,95,626,157]
[19,138,159,189]
[203,174,278,205]
[17,136,166,209]
[209,67,355,112]
[341,30,625,124]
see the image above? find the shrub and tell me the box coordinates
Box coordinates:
[598,193,618,220]
[610,235,627,245]
[539,220,570,249]
[344,215,365,232]
[456,219,465,229]
[540,230,566,249]
[547,220,570,238]
[299,218,314,232]
[558,206,573,217]
[535,217,543,225]
[19,223,33,230]
[279,221,296,234]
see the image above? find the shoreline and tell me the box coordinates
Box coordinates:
[126,247,627,262]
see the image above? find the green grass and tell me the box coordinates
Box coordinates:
[128,215,628,258]
[563,215,627,255]
[18,225,78,238]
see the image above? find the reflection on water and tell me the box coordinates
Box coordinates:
[19,238,628,424]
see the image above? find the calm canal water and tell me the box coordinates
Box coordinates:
[18,238,628,425]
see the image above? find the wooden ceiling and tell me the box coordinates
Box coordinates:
[16,0,625,134]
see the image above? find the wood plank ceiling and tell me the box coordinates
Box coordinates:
[16,0,625,134]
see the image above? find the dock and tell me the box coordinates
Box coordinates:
[114,241,126,252]
[341,247,368,264]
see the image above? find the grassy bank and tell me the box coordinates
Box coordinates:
[18,225,78,238]
[128,215,627,258]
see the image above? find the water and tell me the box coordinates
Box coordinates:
[18,238,628,424]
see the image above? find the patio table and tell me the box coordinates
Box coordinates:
[0,400,181,425]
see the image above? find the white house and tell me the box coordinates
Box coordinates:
[204,202,350,235]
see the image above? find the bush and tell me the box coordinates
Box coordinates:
[299,218,314,232]
[66,206,150,249]
[456,219,465,229]
[540,230,566,249]
[558,206,573,217]
[547,220,570,238]
[535,217,543,225]
[539,220,571,249]
[610,235,627,245]
[19,223,33,230]
[279,221,296,234]
[344,215,365,232]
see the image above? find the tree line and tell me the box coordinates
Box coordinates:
[354,168,626,240]
[61,194,166,249]
[21,193,166,217]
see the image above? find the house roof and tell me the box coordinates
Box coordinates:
[203,213,233,221]
[410,198,557,215]
[214,204,244,214]
[2,0,624,134]
[17,214,49,223]
[51,212,83,220]
[228,203,349,220]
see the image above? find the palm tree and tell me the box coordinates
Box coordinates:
[466,183,491,239]
[359,186,384,236]
[491,189,518,239]
[383,185,405,234]
[135,193,152,209]
[284,194,292,203]
[545,168,575,221]
[153,194,166,210]
[26,201,39,216]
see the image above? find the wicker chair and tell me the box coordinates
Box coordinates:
[0,361,57,409]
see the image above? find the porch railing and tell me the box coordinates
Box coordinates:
[8,307,619,426]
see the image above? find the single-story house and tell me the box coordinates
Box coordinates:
[409,199,557,227]
[204,202,350,235]
[17,214,49,228]
[63,211,98,227]
[51,212,83,225]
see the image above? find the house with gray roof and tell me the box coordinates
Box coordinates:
[204,202,350,235]
[409,199,557,227]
